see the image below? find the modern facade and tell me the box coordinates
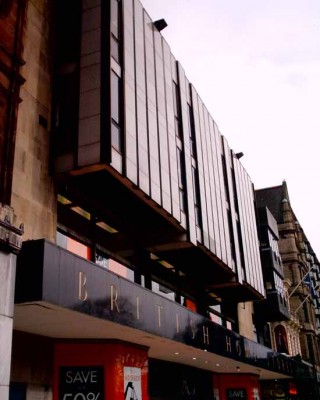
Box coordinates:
[0,1,319,399]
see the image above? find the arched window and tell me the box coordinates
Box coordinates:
[274,325,289,354]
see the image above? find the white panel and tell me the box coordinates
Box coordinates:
[0,253,16,318]
[0,316,13,386]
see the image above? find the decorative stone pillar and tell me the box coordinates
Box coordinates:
[0,204,23,399]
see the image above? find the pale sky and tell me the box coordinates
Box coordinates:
[141,0,320,257]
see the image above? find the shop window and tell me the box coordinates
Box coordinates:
[210,312,222,326]
[95,252,109,268]
[109,259,134,281]
[56,231,91,260]
[96,249,134,281]
[152,281,175,301]
[185,298,197,312]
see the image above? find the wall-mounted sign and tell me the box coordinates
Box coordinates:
[124,367,141,400]
[226,388,247,400]
[59,366,104,400]
[17,240,314,379]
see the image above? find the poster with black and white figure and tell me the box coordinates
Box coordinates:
[124,367,142,400]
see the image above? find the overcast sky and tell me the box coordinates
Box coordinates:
[140,0,320,257]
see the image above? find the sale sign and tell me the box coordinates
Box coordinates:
[59,366,104,400]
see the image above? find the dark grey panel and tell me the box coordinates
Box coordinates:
[190,86,209,248]
[246,175,264,294]
[197,95,215,251]
[78,143,101,166]
[144,11,161,204]
[243,173,257,289]
[233,158,264,295]
[154,31,171,213]
[134,0,150,195]
[163,41,180,221]
[229,149,242,272]
[212,124,228,265]
[78,2,102,168]
[123,0,138,184]
[177,64,196,244]
[222,138,240,273]
[204,108,219,256]
[243,169,257,289]
[234,159,249,283]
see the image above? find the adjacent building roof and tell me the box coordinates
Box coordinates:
[255,181,289,223]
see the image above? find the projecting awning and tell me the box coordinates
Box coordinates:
[14,239,312,380]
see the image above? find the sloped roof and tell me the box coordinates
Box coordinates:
[255,184,285,223]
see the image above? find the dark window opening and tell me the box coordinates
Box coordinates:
[177,148,186,213]
[237,221,246,281]
[188,104,196,157]
[192,166,201,228]
[307,334,315,363]
[221,154,230,206]
[111,70,122,153]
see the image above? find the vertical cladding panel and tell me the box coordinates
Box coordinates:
[250,181,263,293]
[209,122,223,259]
[171,54,177,83]
[134,0,150,195]
[233,158,246,282]
[244,169,259,290]
[191,86,209,248]
[144,12,161,204]
[154,31,171,213]
[233,158,264,295]
[246,174,264,294]
[252,189,264,295]
[123,0,138,183]
[79,3,102,167]
[219,132,232,266]
[230,154,244,283]
[224,145,241,273]
[235,160,250,283]
[242,171,256,289]
[177,63,196,244]
[202,106,218,255]
[163,41,180,221]
[221,136,237,270]
[208,118,222,259]
[246,173,260,290]
[196,95,214,251]
[213,124,228,265]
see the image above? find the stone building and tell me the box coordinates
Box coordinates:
[256,181,320,396]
